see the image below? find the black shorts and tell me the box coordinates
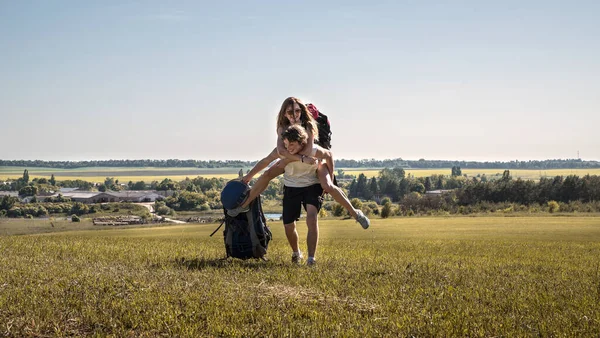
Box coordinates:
[282,184,324,224]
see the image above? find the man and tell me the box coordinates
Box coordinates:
[280,128,323,266]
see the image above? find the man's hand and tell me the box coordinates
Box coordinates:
[241,174,252,184]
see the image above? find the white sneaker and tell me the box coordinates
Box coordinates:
[356,210,370,229]
[307,257,316,267]
[291,251,304,264]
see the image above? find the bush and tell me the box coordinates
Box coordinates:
[71,215,80,222]
[332,203,345,217]
[381,197,391,206]
[7,207,22,218]
[36,206,48,217]
[350,198,363,210]
[381,202,393,218]
[319,208,328,218]
[548,200,560,213]
[70,202,89,216]
[156,205,171,216]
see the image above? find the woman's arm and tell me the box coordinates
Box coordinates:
[298,128,315,157]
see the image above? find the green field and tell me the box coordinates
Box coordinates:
[1,216,599,336]
[2,166,600,183]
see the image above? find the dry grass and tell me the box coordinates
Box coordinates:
[1,216,599,336]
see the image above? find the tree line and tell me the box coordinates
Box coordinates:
[1,158,599,169]
[2,167,600,219]
[347,168,600,204]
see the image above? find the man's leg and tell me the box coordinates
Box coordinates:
[284,221,300,253]
[305,204,319,259]
[242,164,285,208]
[282,186,303,263]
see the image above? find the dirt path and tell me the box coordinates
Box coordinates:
[136,202,186,224]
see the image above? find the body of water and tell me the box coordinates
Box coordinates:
[264,213,282,220]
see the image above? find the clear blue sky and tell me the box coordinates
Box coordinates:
[1,1,598,162]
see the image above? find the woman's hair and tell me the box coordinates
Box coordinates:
[281,124,309,146]
[276,97,318,141]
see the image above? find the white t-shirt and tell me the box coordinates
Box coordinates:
[283,160,319,188]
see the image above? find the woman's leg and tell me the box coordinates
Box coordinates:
[241,163,285,208]
[317,164,358,218]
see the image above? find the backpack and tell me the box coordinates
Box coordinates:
[212,180,272,260]
[306,103,332,150]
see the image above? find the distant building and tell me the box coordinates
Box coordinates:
[59,188,80,193]
[105,191,164,203]
[0,191,18,198]
[425,189,454,195]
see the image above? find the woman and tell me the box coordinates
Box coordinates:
[228,97,370,230]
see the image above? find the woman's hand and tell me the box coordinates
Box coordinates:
[302,156,318,165]
[241,174,252,184]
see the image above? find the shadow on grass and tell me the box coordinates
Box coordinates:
[173,256,284,270]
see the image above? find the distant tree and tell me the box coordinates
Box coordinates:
[49,174,56,186]
[157,178,179,191]
[424,177,432,192]
[104,177,116,189]
[0,196,18,211]
[502,170,511,181]
[348,178,357,198]
[411,183,425,194]
[23,169,30,183]
[451,166,462,177]
[98,184,107,192]
[355,174,368,198]
[132,181,147,190]
[18,186,37,197]
[436,176,444,189]
[369,177,379,197]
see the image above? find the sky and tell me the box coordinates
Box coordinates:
[1,1,599,162]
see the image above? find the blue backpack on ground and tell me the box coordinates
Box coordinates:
[212,180,272,260]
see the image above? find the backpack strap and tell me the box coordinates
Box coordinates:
[246,200,267,258]
[209,218,226,237]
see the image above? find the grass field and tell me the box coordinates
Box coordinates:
[2,166,600,183]
[1,216,599,336]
